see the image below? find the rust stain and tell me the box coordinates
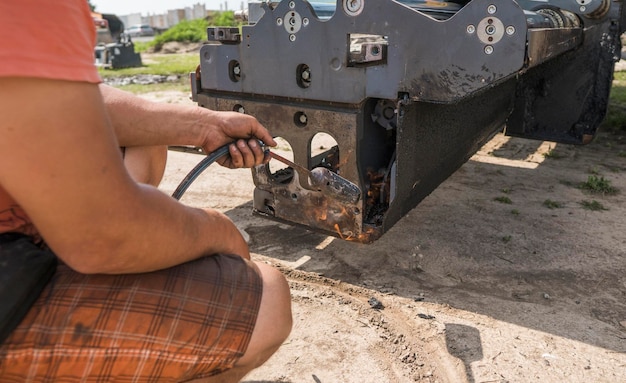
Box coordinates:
[333,223,345,240]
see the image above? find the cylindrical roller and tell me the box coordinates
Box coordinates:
[309,167,361,204]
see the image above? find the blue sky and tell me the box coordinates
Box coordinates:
[91,1,240,15]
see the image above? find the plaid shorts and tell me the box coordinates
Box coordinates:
[0,254,263,382]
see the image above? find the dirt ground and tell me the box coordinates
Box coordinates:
[141,89,626,383]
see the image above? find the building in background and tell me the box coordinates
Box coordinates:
[118,2,223,32]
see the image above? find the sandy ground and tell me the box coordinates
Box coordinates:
[141,90,626,383]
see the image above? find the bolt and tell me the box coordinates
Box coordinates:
[485,24,496,35]
[487,4,497,14]
[276,18,283,26]
[303,17,309,26]
[506,25,515,35]
[580,5,586,11]
[345,0,363,14]
[289,1,295,8]
[233,65,241,75]
[299,114,308,124]
[238,106,245,113]
[289,34,296,42]
[301,69,310,80]
[484,45,494,54]
[467,24,476,34]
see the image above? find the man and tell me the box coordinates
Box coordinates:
[0,1,292,382]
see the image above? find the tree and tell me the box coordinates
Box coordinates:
[211,11,237,27]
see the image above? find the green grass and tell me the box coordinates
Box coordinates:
[510,209,520,215]
[98,53,199,78]
[579,175,619,195]
[580,200,608,211]
[543,148,565,159]
[146,13,239,52]
[151,19,210,51]
[494,196,512,204]
[603,72,626,133]
[543,199,563,209]
[133,41,152,53]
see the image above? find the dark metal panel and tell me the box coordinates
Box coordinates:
[200,0,527,103]
[506,22,619,143]
[384,79,517,232]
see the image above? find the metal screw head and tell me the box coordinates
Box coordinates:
[467,24,476,34]
[238,106,245,113]
[289,1,296,8]
[487,4,497,14]
[347,0,362,11]
[484,45,494,54]
[233,64,241,75]
[343,0,364,16]
[276,18,283,26]
[301,69,310,80]
[289,34,296,42]
[303,17,309,26]
[299,114,307,124]
[580,5,586,11]
[506,25,515,35]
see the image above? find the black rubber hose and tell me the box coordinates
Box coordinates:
[171,143,231,200]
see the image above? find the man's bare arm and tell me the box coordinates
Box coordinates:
[0,78,249,274]
[99,84,276,168]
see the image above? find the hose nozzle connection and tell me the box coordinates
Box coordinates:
[172,140,362,207]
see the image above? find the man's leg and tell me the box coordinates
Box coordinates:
[193,262,293,383]
[123,144,293,382]
[0,255,280,381]
[123,145,168,186]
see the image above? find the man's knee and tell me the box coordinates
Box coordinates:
[235,262,292,369]
[123,145,168,186]
[258,262,292,341]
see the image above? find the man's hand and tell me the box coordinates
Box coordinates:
[197,110,277,169]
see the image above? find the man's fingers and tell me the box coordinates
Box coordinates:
[236,139,255,167]
[248,139,267,166]
[257,132,277,148]
[227,143,243,168]
[224,139,263,168]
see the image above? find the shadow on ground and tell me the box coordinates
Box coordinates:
[240,132,626,355]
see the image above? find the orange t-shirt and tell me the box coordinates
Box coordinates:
[0,0,101,236]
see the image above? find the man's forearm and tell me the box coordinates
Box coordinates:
[99,84,202,148]
[60,184,251,274]
[100,84,276,167]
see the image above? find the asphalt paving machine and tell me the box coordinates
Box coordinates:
[190,0,626,242]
